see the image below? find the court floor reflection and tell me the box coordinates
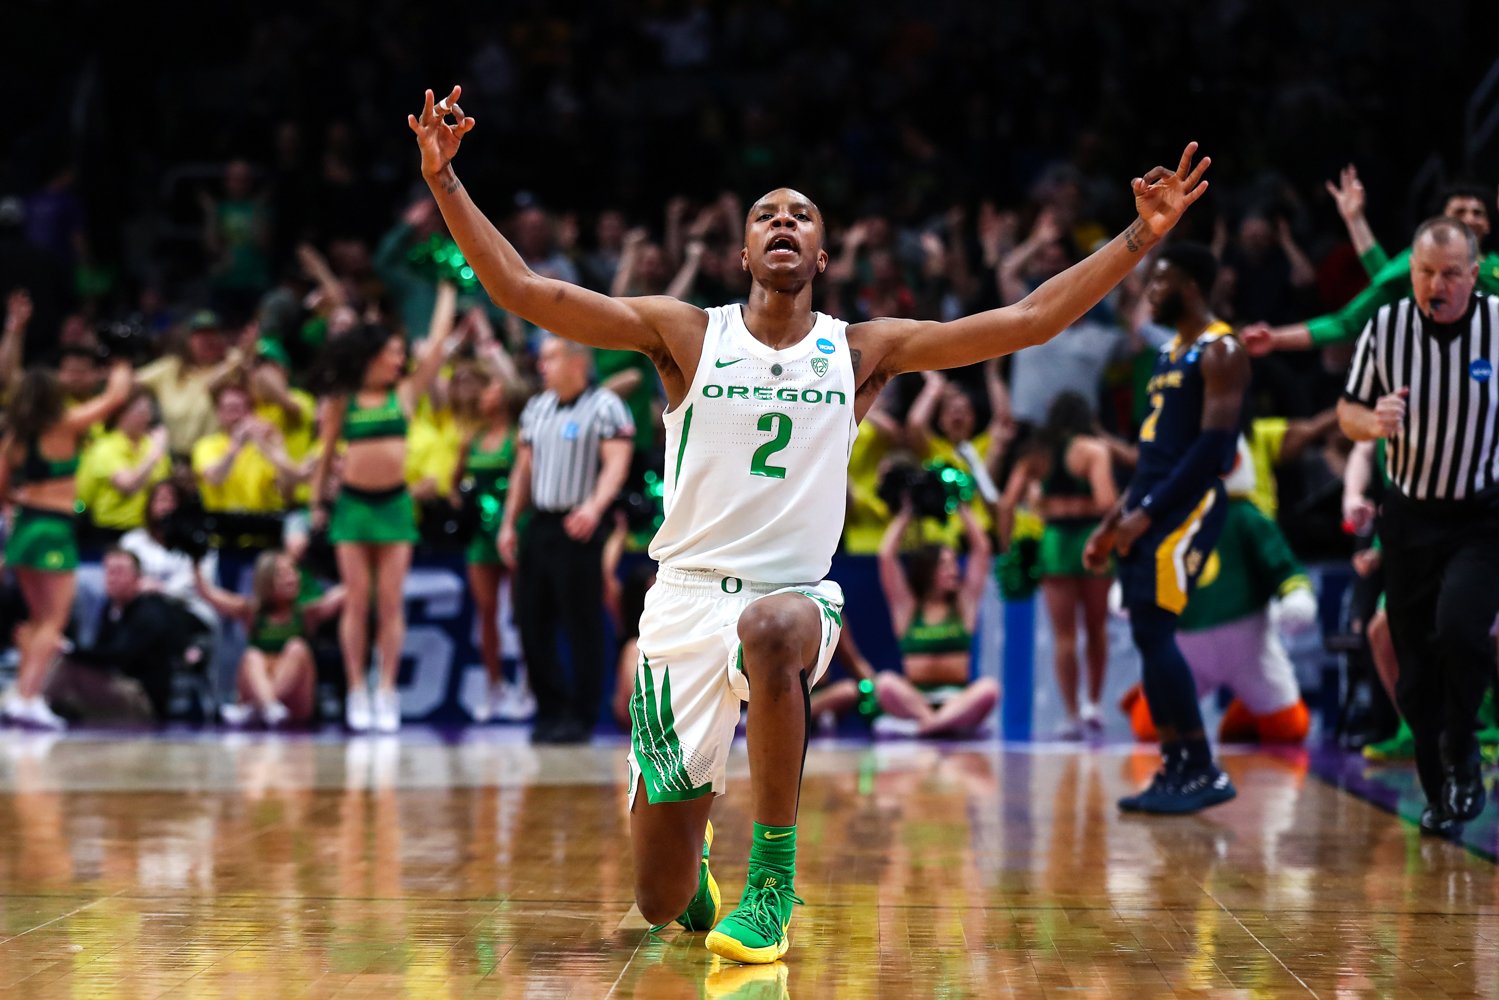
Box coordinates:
[0,731,1494,998]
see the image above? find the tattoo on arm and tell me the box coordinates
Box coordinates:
[849,348,862,379]
[442,173,461,195]
[1124,219,1147,254]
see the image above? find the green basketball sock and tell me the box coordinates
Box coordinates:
[749,822,797,883]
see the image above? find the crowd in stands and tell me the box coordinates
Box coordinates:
[0,0,1495,752]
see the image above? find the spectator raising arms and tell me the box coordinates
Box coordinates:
[135,311,245,458]
[194,551,344,728]
[76,388,171,536]
[875,500,1000,737]
[1,358,133,729]
[308,317,459,732]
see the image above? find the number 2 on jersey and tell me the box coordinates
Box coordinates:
[1139,393,1164,443]
[750,412,793,479]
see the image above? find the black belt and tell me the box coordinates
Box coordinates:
[341,483,408,502]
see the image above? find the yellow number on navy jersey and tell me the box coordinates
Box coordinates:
[1140,393,1164,443]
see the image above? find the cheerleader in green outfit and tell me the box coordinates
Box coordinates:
[451,369,531,722]
[999,391,1118,738]
[195,550,345,727]
[310,320,457,732]
[1,360,133,729]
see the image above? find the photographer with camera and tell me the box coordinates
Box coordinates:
[1,356,133,729]
[50,548,194,723]
[873,496,1000,738]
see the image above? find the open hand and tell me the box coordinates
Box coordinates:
[408,86,476,179]
[1132,143,1211,237]
[4,289,32,333]
[1325,165,1365,223]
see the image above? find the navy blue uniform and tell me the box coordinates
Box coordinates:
[1118,323,1238,613]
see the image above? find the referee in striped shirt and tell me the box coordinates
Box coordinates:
[1339,216,1499,837]
[500,337,634,743]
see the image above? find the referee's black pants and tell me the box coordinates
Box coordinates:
[1380,493,1499,804]
[514,511,608,730]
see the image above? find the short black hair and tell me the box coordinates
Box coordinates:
[1157,241,1219,296]
[1436,182,1491,213]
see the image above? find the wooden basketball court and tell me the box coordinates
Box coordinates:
[0,730,1495,997]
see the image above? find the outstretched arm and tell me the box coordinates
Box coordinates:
[877,507,917,636]
[855,145,1210,377]
[1326,165,1378,260]
[193,565,253,624]
[410,88,700,357]
[956,504,992,625]
[64,361,134,435]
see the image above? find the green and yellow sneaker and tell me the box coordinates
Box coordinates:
[650,820,721,933]
[1363,720,1415,762]
[705,871,803,964]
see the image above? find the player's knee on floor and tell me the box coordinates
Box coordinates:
[635,877,699,928]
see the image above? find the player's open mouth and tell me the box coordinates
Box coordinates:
[766,235,799,257]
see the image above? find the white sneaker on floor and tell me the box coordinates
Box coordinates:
[18,696,66,731]
[1079,702,1103,733]
[262,701,290,728]
[1055,718,1084,741]
[2,688,27,723]
[374,689,401,733]
[471,684,495,724]
[346,688,372,733]
[220,702,254,727]
[495,683,537,722]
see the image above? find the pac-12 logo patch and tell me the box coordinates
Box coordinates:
[816,338,835,354]
[1471,358,1494,382]
[810,357,828,377]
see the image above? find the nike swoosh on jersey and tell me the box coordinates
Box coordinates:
[713,358,745,368]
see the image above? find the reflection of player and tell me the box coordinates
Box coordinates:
[1086,243,1249,814]
[411,84,1209,964]
[1122,480,1315,744]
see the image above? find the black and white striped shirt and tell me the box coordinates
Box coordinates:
[519,385,634,512]
[1344,293,1499,501]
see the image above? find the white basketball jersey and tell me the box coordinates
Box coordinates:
[650,304,858,583]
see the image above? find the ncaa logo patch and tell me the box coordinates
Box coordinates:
[810,357,828,377]
[816,338,835,354]
[1471,358,1494,382]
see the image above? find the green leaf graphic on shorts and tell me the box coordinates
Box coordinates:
[630,659,710,801]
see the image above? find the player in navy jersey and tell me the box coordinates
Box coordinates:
[1085,242,1250,814]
